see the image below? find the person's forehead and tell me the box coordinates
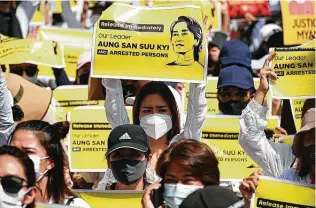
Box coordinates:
[141,94,168,106]
[12,130,46,154]
[0,155,26,180]
[173,22,188,30]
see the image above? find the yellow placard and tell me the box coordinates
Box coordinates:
[253,176,315,208]
[77,190,143,208]
[151,0,221,32]
[201,116,280,180]
[184,77,272,115]
[270,48,315,98]
[92,3,207,83]
[0,34,65,67]
[68,106,133,171]
[299,39,316,49]
[31,1,45,24]
[280,0,315,46]
[38,27,93,79]
[290,98,306,131]
[52,86,104,122]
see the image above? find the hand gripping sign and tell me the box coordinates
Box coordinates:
[91,3,207,83]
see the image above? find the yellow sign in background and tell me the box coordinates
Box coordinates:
[0,34,65,67]
[201,116,280,179]
[280,0,315,46]
[290,98,306,132]
[52,85,104,122]
[68,106,133,172]
[270,48,315,98]
[92,3,206,82]
[253,176,315,208]
[38,27,93,79]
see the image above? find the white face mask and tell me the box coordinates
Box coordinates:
[28,155,50,182]
[163,183,203,208]
[139,114,172,140]
[0,184,31,208]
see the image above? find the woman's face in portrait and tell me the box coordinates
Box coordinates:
[171,22,197,53]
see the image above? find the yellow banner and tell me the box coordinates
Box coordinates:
[290,98,306,131]
[280,0,315,46]
[299,39,316,49]
[253,176,315,208]
[270,48,315,98]
[0,34,65,67]
[36,202,75,208]
[184,77,272,115]
[68,106,133,171]
[31,1,45,24]
[92,3,207,82]
[202,116,280,179]
[52,86,104,123]
[151,0,221,32]
[38,27,93,79]
[77,190,143,208]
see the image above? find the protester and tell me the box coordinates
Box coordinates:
[0,1,23,38]
[97,124,156,190]
[179,186,244,208]
[75,51,91,85]
[103,79,206,170]
[0,145,36,208]
[141,140,220,208]
[9,120,90,207]
[217,65,256,115]
[239,108,315,207]
[207,32,227,76]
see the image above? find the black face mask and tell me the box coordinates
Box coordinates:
[78,73,89,85]
[111,159,147,185]
[122,84,135,100]
[208,58,218,68]
[218,100,249,115]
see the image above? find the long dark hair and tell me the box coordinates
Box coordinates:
[170,16,203,61]
[133,82,180,142]
[0,145,36,208]
[156,140,220,186]
[10,120,76,204]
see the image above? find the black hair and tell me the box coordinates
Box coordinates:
[12,104,24,121]
[0,145,36,208]
[10,120,76,204]
[133,82,180,142]
[170,16,203,61]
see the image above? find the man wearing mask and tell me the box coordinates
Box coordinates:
[97,124,157,190]
[217,65,255,115]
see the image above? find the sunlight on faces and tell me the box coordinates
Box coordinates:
[10,130,53,173]
[218,87,252,103]
[0,155,35,205]
[164,161,203,186]
[171,22,197,53]
[107,148,146,168]
[139,94,171,118]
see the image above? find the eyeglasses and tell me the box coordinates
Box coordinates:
[0,175,27,194]
[10,66,38,77]
[218,89,249,102]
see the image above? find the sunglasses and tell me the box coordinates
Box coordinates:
[0,175,27,194]
[10,66,38,77]
[218,90,249,101]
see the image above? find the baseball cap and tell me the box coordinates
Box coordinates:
[292,108,315,157]
[217,65,254,90]
[106,124,150,157]
[77,51,91,70]
[219,40,251,68]
[179,186,244,208]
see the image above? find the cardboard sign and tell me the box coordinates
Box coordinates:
[92,3,207,83]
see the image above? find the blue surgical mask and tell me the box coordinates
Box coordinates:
[163,183,203,208]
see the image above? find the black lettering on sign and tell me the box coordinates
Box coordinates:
[72,123,112,130]
[99,20,164,32]
[257,198,313,208]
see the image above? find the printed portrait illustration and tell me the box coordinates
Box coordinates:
[167,16,204,70]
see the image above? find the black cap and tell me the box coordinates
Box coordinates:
[106,124,150,157]
[208,32,228,50]
[179,186,244,208]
